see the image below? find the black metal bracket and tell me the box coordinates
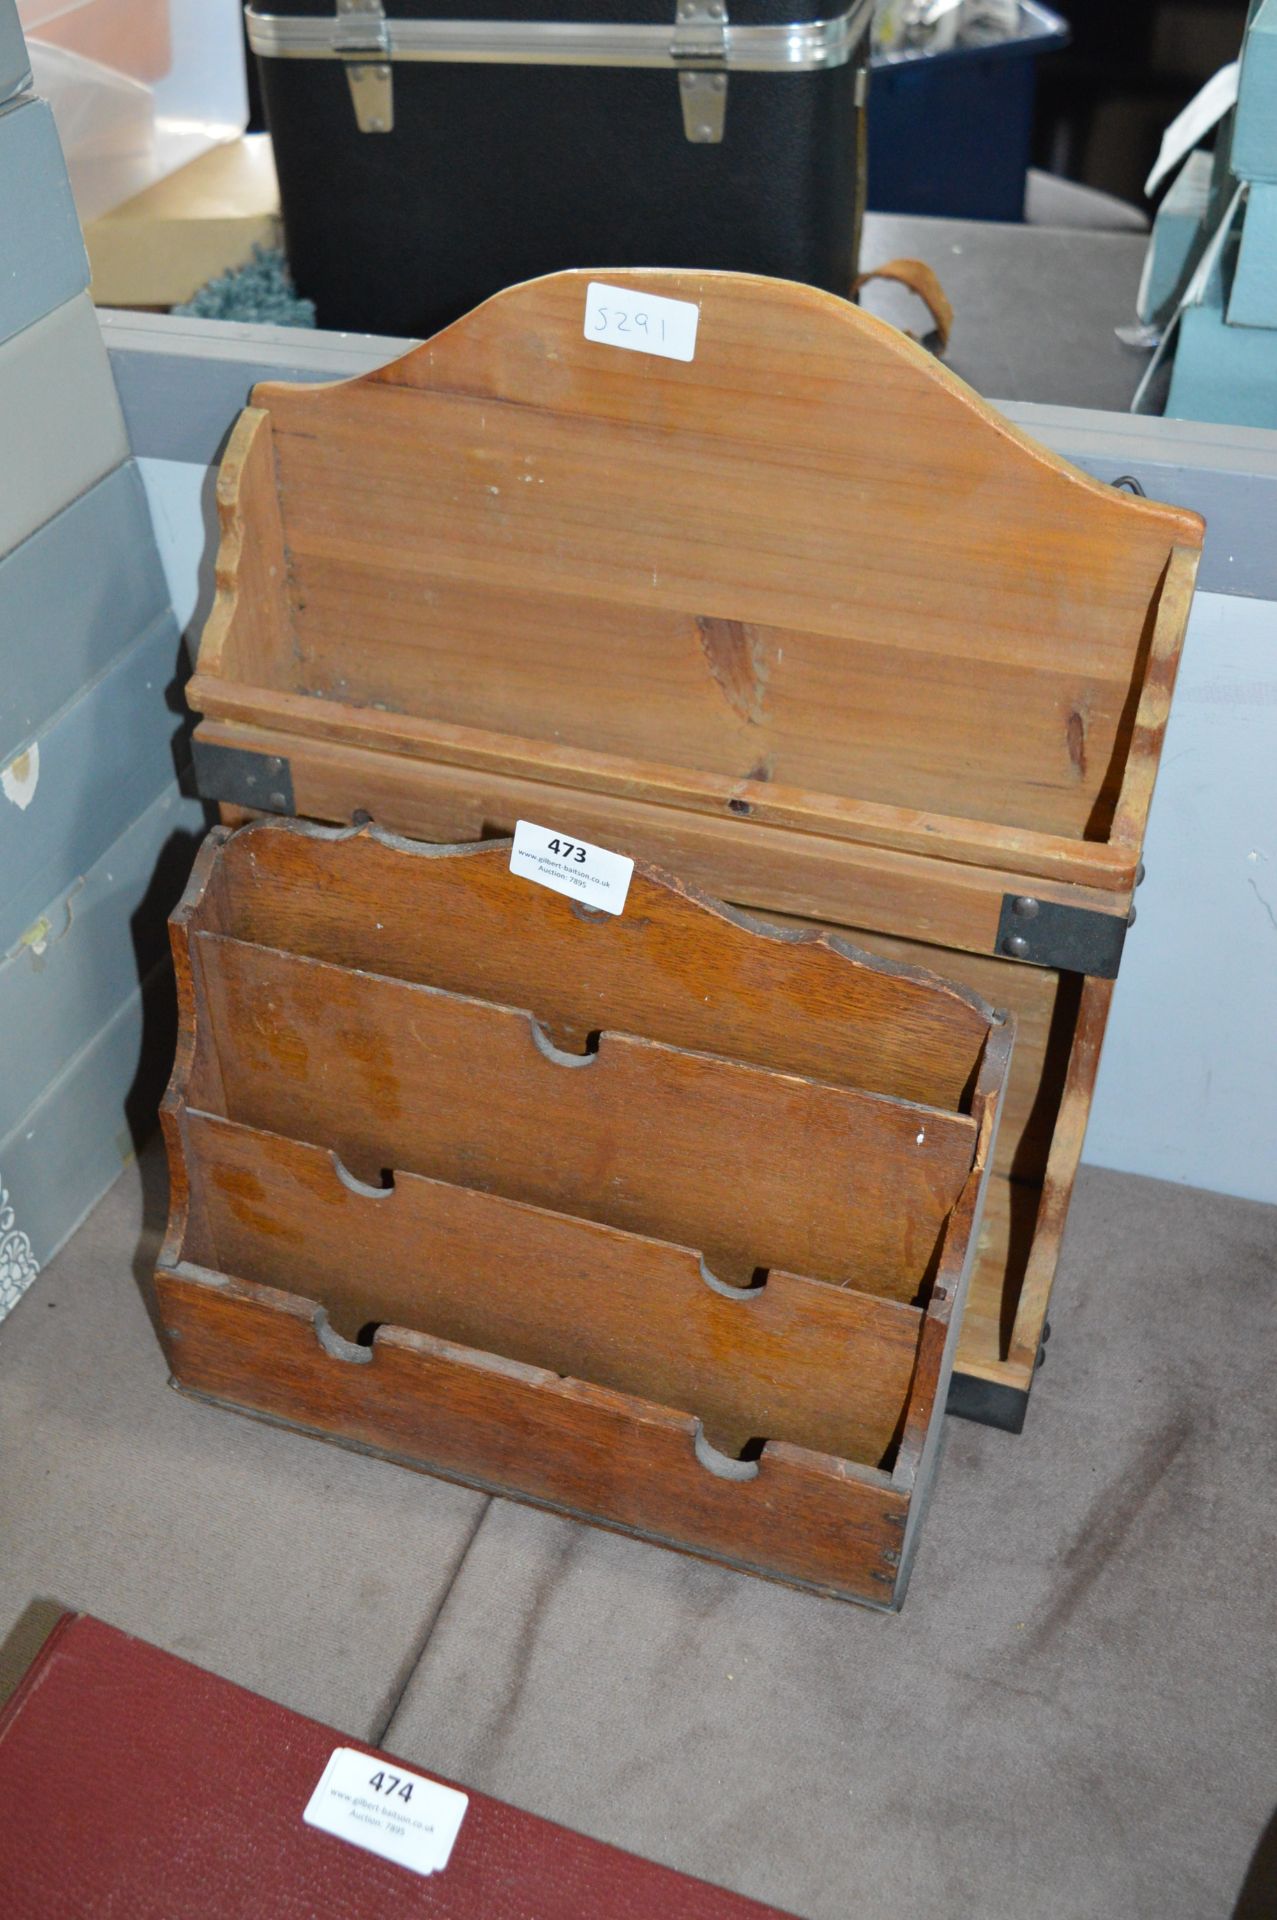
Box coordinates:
[192,738,295,814]
[994,892,1130,977]
[946,1370,1030,1434]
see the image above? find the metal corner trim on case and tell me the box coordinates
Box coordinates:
[244,1,874,74]
[946,1371,1030,1433]
[994,892,1129,977]
[191,739,295,815]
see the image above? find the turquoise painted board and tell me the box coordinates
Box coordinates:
[1228,183,1277,328]
[1138,151,1212,328]
[0,784,205,1138]
[0,611,191,955]
[0,293,128,562]
[0,461,172,763]
[1233,0,1277,184]
[0,962,175,1313]
[1167,289,1277,428]
[0,1,30,104]
[0,97,87,350]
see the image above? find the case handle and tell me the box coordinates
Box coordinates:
[851,257,953,353]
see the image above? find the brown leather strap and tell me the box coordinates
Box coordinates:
[851,256,954,352]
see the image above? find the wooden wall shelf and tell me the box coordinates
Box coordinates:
[185,267,1203,1427]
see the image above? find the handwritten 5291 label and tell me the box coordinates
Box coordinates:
[584,281,699,362]
[303,1746,468,1878]
[510,819,634,915]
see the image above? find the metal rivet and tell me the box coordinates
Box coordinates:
[1012,895,1040,920]
[708,1,726,15]
[712,73,726,89]
[680,70,695,86]
[696,123,714,139]
[376,63,390,77]
[1136,860,1146,887]
[268,790,287,810]
[1002,933,1031,959]
[368,117,385,131]
[1127,903,1137,927]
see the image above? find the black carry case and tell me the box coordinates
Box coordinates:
[248,0,872,336]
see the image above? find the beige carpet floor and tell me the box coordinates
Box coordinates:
[2,1141,1274,1918]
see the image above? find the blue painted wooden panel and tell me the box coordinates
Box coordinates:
[0,611,192,955]
[0,96,87,350]
[0,961,174,1301]
[1228,183,1277,329]
[0,293,128,562]
[0,1,30,104]
[1138,151,1212,329]
[0,461,172,763]
[0,783,205,1138]
[1234,0,1277,185]
[1168,287,1277,429]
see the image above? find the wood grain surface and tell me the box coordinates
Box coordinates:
[193,931,975,1299]
[191,718,1134,966]
[187,270,1202,1420]
[158,819,1012,1605]
[194,270,1200,865]
[209,817,992,1110]
[204,272,1198,847]
[156,1263,913,1607]
[182,1109,924,1468]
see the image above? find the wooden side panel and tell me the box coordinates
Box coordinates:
[754,907,1093,1396]
[155,1266,911,1607]
[184,1110,924,1469]
[1111,542,1202,850]
[244,270,1200,840]
[204,819,992,1111]
[1007,975,1115,1374]
[778,913,1079,1188]
[193,933,977,1300]
[196,409,294,691]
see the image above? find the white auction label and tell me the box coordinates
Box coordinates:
[303,1746,468,1878]
[584,281,699,363]
[510,819,634,915]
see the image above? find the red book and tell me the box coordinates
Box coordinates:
[0,1613,796,1919]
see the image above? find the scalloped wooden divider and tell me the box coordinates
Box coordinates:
[157,818,1013,1609]
[185,268,1203,1426]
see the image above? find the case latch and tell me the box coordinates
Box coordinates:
[336,0,393,132]
[672,0,729,143]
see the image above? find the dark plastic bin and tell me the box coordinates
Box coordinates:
[868,2,1069,221]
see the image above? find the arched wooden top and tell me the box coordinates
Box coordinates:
[200,268,1203,853]
[255,267,1201,547]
